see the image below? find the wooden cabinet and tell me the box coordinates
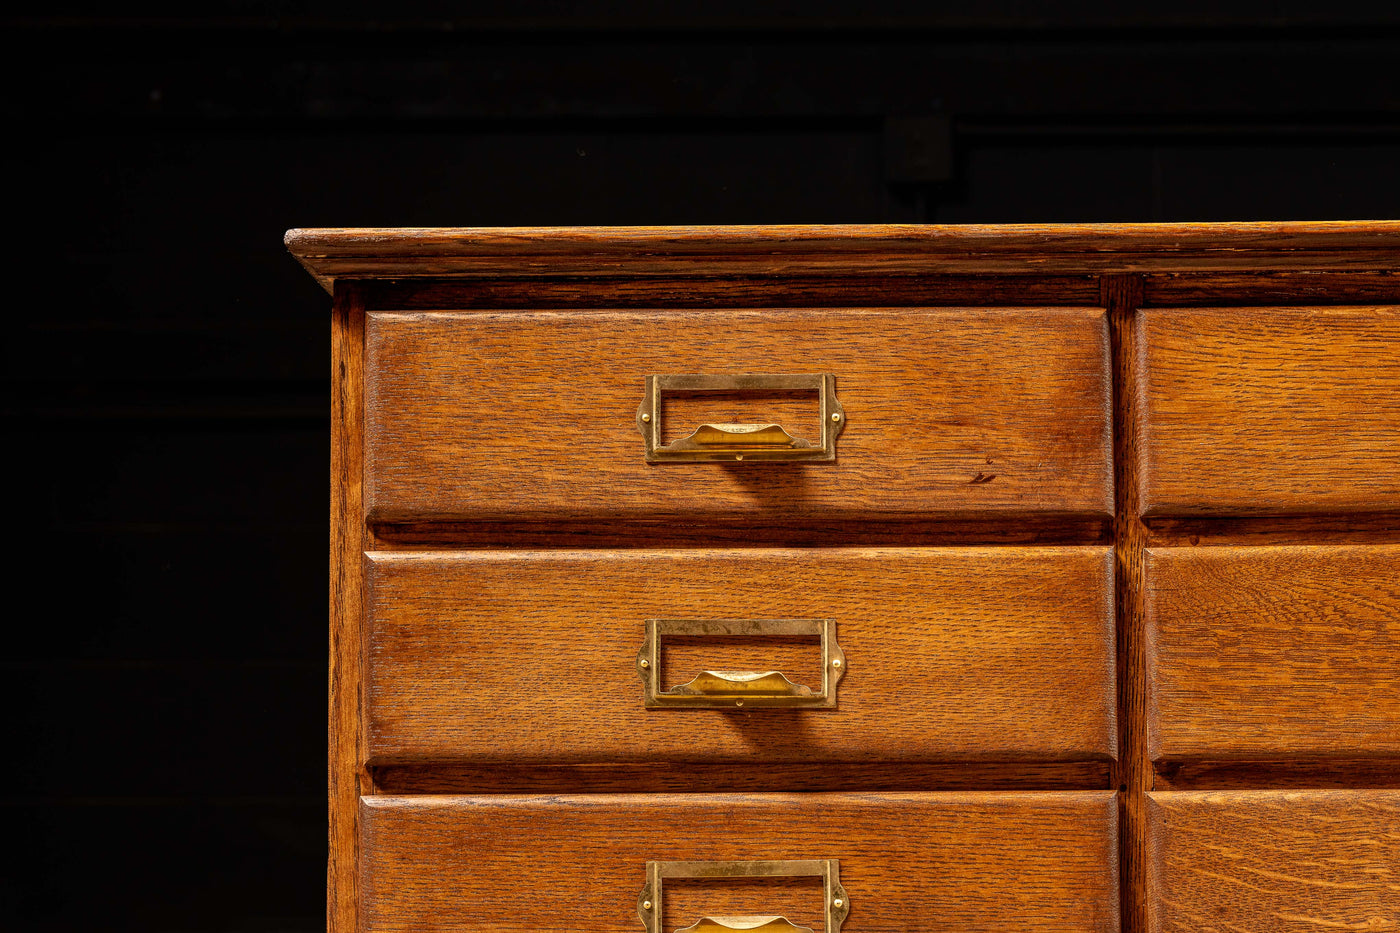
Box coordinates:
[290,223,1400,933]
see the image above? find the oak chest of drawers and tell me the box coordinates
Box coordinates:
[288,223,1400,933]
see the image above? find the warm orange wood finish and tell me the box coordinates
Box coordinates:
[1145,791,1400,932]
[287,222,1400,290]
[365,546,1116,766]
[1135,306,1400,517]
[1146,545,1400,762]
[293,225,1400,933]
[360,792,1121,932]
[327,284,366,932]
[1105,274,1152,933]
[363,306,1113,523]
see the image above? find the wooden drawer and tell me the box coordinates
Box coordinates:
[1135,306,1400,517]
[361,791,1119,932]
[1146,790,1400,931]
[363,307,1113,524]
[1145,545,1400,762]
[366,546,1116,766]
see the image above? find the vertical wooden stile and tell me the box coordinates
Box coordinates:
[329,282,367,933]
[1104,273,1147,933]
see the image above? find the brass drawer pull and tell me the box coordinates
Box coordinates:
[636,373,845,462]
[637,619,845,709]
[638,859,848,933]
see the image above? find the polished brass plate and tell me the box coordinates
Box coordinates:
[637,618,845,709]
[636,373,845,462]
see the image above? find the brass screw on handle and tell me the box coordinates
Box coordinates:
[641,413,651,422]
[832,413,842,422]
[639,659,649,669]
[643,901,652,911]
[834,898,844,908]
[832,658,843,668]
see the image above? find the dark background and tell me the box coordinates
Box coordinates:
[3,3,1399,930]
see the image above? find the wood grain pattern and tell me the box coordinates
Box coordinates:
[365,546,1116,765]
[1146,790,1400,932]
[1104,274,1148,933]
[1146,545,1400,761]
[364,306,1113,523]
[328,283,367,933]
[306,227,1400,933]
[285,223,1400,291]
[360,792,1120,932]
[1135,305,1400,516]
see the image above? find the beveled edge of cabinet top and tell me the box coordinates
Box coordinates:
[285,221,1400,292]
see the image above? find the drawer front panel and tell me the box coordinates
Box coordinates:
[366,546,1116,765]
[1146,545,1400,761]
[1136,306,1400,516]
[1147,791,1400,932]
[364,307,1112,522]
[361,792,1119,932]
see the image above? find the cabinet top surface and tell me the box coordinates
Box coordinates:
[286,221,1400,292]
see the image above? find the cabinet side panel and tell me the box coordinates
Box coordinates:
[330,283,367,933]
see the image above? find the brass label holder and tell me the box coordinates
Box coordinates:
[637,619,845,710]
[636,373,845,462]
[637,859,849,933]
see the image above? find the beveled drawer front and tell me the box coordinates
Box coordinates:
[366,546,1116,765]
[1146,791,1400,932]
[361,792,1120,932]
[363,307,1112,523]
[1135,306,1400,517]
[1145,545,1400,762]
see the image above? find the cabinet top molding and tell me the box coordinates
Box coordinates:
[286,221,1400,292]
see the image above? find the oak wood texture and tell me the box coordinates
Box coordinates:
[1134,305,1400,517]
[1145,545,1400,762]
[1104,274,1150,933]
[363,306,1113,523]
[285,222,1400,291]
[360,792,1121,932]
[1145,790,1400,932]
[364,547,1116,766]
[328,284,367,933]
[297,226,1400,933]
